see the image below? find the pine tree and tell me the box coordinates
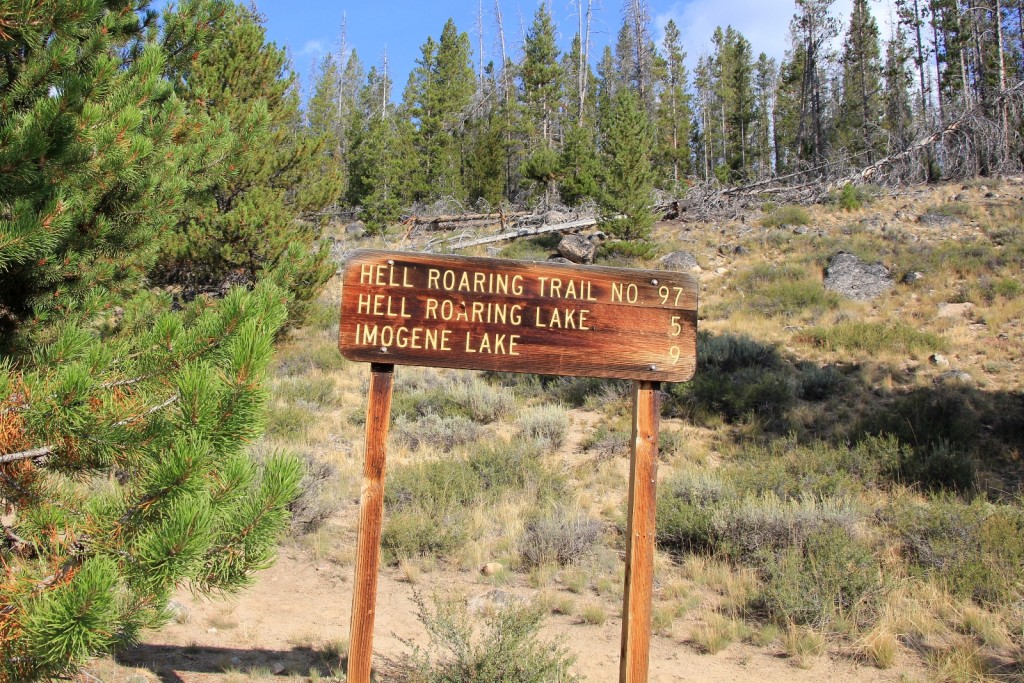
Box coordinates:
[519,5,563,206]
[598,89,656,240]
[403,20,476,204]
[655,20,694,190]
[348,64,416,232]
[466,64,512,207]
[788,0,840,165]
[307,52,346,208]
[752,54,779,179]
[838,0,884,163]
[0,0,188,341]
[1,2,301,679]
[157,0,335,323]
[882,25,916,154]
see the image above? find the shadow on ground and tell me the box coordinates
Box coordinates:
[116,643,340,682]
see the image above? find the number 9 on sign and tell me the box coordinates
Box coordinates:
[668,346,681,365]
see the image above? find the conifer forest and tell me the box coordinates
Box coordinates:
[1,0,1024,681]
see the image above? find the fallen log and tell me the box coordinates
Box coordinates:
[410,211,531,225]
[439,217,599,250]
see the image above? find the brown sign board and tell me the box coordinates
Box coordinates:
[338,250,697,382]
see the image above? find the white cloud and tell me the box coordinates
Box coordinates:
[298,39,326,58]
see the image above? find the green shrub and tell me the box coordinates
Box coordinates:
[516,404,570,448]
[831,183,876,211]
[275,375,337,407]
[499,233,562,261]
[382,440,566,564]
[266,403,317,439]
[547,376,629,408]
[883,497,1024,603]
[797,363,845,401]
[731,435,906,498]
[667,331,796,427]
[520,509,602,567]
[730,266,841,318]
[981,276,1023,302]
[757,524,881,626]
[761,205,811,227]
[382,508,469,564]
[800,321,947,355]
[656,472,726,555]
[275,341,348,376]
[598,239,659,262]
[404,594,579,683]
[468,439,564,502]
[713,494,861,563]
[393,414,483,450]
[302,301,341,331]
[391,376,517,424]
[856,389,979,491]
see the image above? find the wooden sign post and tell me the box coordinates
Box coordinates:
[338,250,697,682]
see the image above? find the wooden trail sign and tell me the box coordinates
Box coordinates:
[338,250,697,682]
[339,250,697,382]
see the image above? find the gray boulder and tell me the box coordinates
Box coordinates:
[661,251,699,271]
[557,234,596,264]
[824,251,894,301]
[345,221,367,238]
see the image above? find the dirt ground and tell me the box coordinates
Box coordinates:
[91,403,928,683]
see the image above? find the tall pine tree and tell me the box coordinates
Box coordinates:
[598,89,656,240]
[838,0,884,163]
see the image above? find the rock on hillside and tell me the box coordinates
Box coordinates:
[824,251,894,301]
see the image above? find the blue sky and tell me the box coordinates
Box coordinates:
[248,0,896,101]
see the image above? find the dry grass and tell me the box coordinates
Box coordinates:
[191,179,1024,683]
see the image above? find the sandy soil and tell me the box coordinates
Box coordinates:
[107,543,925,683]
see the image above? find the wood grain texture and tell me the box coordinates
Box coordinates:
[347,364,394,683]
[620,381,660,683]
[338,250,697,382]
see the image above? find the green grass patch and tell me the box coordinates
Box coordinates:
[382,439,565,563]
[761,204,811,227]
[800,321,946,355]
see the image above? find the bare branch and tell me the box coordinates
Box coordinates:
[0,446,53,465]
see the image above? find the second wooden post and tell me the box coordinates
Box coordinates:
[347,363,395,683]
[619,380,661,683]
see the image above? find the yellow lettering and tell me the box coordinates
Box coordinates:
[474,272,486,292]
[425,298,438,319]
[510,305,522,325]
[424,328,439,350]
[579,309,590,330]
[493,273,509,294]
[428,268,440,289]
[458,271,471,292]
[357,293,372,315]
[440,329,452,351]
[511,275,524,295]
[374,264,387,286]
[471,301,485,322]
[611,282,623,302]
[360,263,374,285]
[537,276,549,296]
